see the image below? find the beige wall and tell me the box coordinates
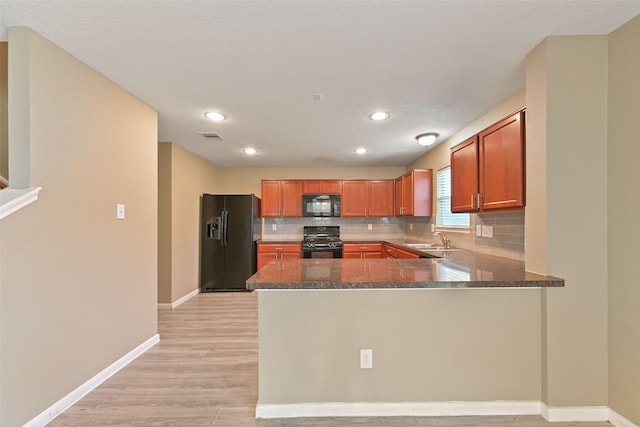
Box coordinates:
[526,36,609,407]
[0,42,7,181]
[607,15,640,425]
[259,289,541,403]
[158,143,173,303]
[157,142,221,304]
[0,28,158,426]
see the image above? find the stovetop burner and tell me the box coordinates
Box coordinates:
[302,226,342,250]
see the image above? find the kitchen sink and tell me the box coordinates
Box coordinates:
[403,243,436,249]
[403,243,463,252]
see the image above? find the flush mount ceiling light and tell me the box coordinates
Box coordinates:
[369,111,390,121]
[354,147,367,154]
[243,147,258,155]
[416,133,439,147]
[204,111,226,122]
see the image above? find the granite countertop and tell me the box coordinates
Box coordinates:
[246,250,564,290]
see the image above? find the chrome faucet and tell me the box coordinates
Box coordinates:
[434,231,451,249]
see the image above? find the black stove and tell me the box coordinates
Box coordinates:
[302,226,343,258]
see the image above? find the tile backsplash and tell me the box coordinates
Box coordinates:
[262,217,405,241]
[262,210,525,261]
[404,211,525,261]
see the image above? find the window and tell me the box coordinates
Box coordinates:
[436,166,469,228]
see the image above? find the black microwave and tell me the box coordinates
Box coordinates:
[302,194,341,217]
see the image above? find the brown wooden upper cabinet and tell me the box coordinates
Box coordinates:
[261,180,302,217]
[302,180,342,195]
[394,169,433,216]
[450,110,525,213]
[341,180,394,217]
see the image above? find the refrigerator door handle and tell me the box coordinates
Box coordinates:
[222,210,229,246]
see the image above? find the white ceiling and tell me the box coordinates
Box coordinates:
[2,1,639,167]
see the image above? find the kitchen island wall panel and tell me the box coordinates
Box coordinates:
[258,289,541,404]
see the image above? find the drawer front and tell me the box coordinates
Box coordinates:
[258,243,301,253]
[343,243,382,253]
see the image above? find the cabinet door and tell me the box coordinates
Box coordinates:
[341,180,368,217]
[257,252,278,270]
[261,180,282,217]
[368,180,394,217]
[394,178,403,216]
[323,180,342,194]
[401,173,414,216]
[479,111,525,210]
[303,180,342,195]
[383,244,397,258]
[396,248,420,259]
[281,180,302,217]
[343,252,363,259]
[363,252,383,259]
[303,180,323,194]
[281,252,301,260]
[450,136,479,213]
[411,169,433,217]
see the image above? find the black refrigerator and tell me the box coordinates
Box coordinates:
[200,194,261,292]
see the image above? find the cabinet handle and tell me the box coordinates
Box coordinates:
[477,193,481,209]
[471,194,474,209]
[359,247,367,250]
[275,247,283,250]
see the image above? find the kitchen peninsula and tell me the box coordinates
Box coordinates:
[249,251,563,419]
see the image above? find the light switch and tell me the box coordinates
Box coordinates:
[476,225,482,237]
[116,204,125,220]
[367,224,373,231]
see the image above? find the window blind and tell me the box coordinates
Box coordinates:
[436,166,470,228]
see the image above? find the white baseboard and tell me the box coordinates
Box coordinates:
[541,403,609,422]
[256,401,541,419]
[157,288,199,310]
[610,408,639,427]
[25,334,160,427]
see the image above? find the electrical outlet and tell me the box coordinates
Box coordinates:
[360,349,373,369]
[431,224,435,232]
[409,223,413,231]
[476,224,482,237]
[367,224,372,231]
[271,224,277,231]
[481,225,493,238]
[116,204,125,220]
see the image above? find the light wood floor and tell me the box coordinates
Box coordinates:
[50,292,611,426]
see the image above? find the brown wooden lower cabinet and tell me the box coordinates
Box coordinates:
[382,243,420,259]
[395,248,420,259]
[257,243,301,270]
[343,243,383,259]
[383,244,397,258]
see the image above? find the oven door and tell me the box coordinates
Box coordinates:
[302,247,343,259]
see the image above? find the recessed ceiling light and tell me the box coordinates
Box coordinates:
[369,111,390,121]
[205,111,226,122]
[416,133,439,147]
[243,147,258,155]
[354,147,367,154]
